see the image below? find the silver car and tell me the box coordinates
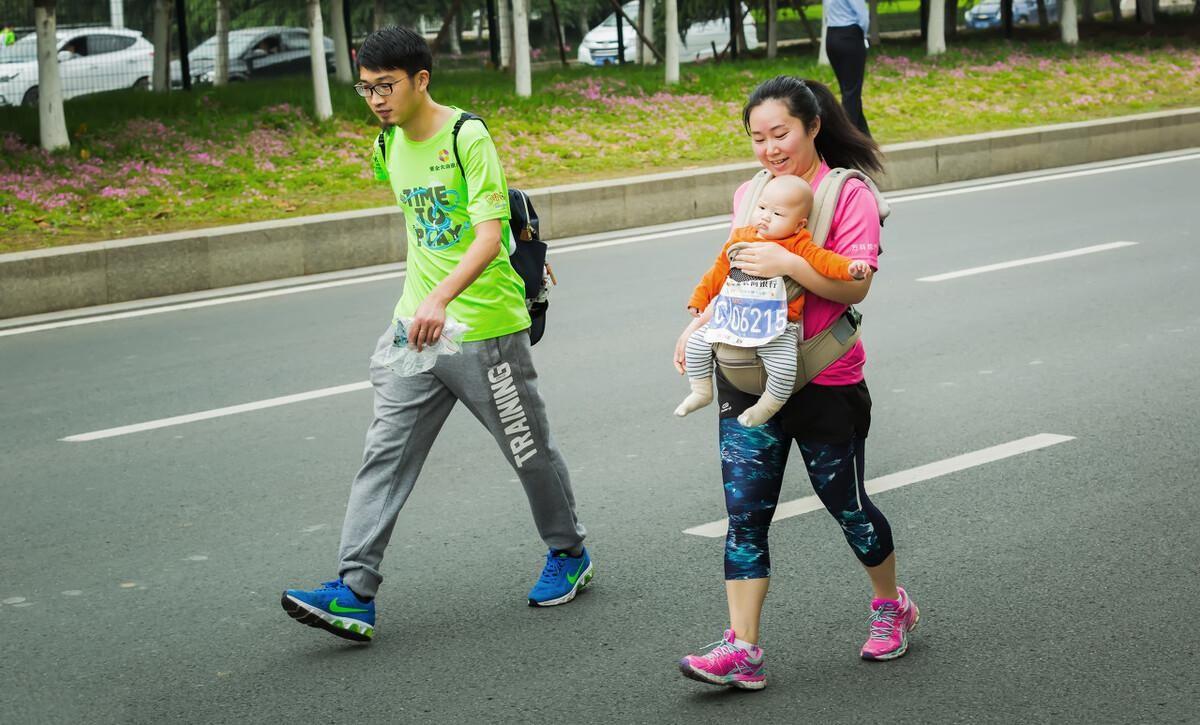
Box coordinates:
[0,27,153,107]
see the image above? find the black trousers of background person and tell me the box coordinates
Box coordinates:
[826,25,871,138]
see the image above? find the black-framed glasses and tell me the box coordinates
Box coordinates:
[353,81,396,98]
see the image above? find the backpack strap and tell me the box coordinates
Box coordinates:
[450,111,487,179]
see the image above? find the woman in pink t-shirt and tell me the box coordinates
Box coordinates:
[674,77,920,691]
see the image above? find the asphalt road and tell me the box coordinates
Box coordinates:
[2,151,1198,724]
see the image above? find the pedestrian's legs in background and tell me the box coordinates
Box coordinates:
[825,25,871,137]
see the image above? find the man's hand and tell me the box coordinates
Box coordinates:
[409,294,448,352]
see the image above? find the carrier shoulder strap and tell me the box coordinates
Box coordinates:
[732,169,772,228]
[808,168,891,250]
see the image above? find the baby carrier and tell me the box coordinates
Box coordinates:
[714,168,890,395]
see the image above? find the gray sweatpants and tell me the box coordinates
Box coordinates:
[337,327,586,598]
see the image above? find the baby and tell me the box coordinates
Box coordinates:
[675,175,870,427]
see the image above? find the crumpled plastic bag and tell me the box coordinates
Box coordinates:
[370,316,470,377]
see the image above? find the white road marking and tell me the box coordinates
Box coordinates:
[887,151,1200,204]
[917,242,1138,282]
[682,433,1075,538]
[60,381,372,442]
[4,153,1195,339]
[0,270,410,339]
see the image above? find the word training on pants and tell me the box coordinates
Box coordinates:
[489,362,539,468]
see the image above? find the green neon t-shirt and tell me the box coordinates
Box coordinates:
[373,108,529,342]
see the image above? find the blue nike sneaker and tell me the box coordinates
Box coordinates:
[281,579,375,642]
[528,548,593,607]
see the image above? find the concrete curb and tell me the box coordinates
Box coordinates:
[3,107,1198,320]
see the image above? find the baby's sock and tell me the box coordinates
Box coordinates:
[737,392,787,428]
[674,378,713,417]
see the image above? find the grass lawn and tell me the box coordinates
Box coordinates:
[1,20,1198,253]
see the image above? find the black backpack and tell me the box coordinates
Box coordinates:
[450,112,549,345]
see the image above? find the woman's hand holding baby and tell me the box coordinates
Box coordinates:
[729,242,797,279]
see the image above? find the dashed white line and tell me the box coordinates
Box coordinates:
[682,433,1075,538]
[917,242,1138,282]
[60,381,372,442]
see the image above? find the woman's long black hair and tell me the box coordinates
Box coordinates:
[742,76,883,176]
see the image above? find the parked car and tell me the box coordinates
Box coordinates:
[964,0,1059,29]
[0,27,152,107]
[171,26,333,87]
[577,2,758,66]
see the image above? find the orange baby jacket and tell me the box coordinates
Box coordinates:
[687,226,857,321]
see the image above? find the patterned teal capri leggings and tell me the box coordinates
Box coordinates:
[717,374,895,579]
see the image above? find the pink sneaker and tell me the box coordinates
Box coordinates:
[860,586,920,661]
[679,629,766,690]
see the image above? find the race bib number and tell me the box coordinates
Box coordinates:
[704,276,788,347]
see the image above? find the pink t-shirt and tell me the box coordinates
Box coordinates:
[731,162,881,385]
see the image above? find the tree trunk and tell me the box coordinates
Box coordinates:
[665,0,679,83]
[818,12,829,65]
[1061,0,1079,41]
[1002,0,1014,35]
[34,0,69,150]
[373,0,385,31]
[431,1,464,53]
[512,0,531,96]
[330,0,352,84]
[449,12,462,55]
[109,0,124,27]
[734,1,748,57]
[767,0,778,58]
[1083,0,1094,22]
[945,0,958,38]
[1109,0,1121,20]
[498,0,512,69]
[927,0,946,54]
[920,0,929,39]
[152,0,169,92]
[640,0,656,64]
[577,9,589,43]
[548,0,568,66]
[307,0,332,120]
[214,0,229,86]
[1137,0,1155,21]
[869,0,881,45]
[1036,0,1049,25]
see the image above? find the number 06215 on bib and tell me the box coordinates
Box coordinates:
[703,277,789,348]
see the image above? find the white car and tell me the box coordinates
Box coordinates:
[0,27,153,107]
[578,2,758,66]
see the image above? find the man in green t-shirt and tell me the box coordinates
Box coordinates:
[281,27,591,643]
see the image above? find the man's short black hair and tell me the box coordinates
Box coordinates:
[357,26,432,77]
